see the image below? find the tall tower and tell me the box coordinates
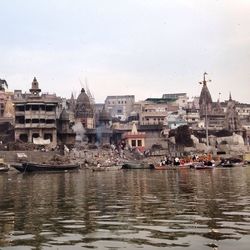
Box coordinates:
[198,72,212,146]
[199,72,212,118]
[224,93,241,132]
[29,77,41,96]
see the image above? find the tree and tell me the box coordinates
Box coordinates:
[175,125,194,147]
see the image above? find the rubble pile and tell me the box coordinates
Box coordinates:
[68,143,165,168]
[42,154,71,165]
[69,145,145,167]
[6,142,38,151]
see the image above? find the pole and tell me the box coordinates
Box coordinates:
[205,103,208,146]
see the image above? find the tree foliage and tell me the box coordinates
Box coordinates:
[175,125,194,147]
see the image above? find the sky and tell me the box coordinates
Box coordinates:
[0,0,250,103]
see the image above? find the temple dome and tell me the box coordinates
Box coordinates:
[76,88,90,105]
[75,88,93,118]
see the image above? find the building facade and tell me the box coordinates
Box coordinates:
[13,78,60,147]
[75,88,94,129]
[137,100,178,126]
[104,95,135,121]
[162,93,188,109]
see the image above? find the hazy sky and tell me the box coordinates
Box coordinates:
[0,0,249,103]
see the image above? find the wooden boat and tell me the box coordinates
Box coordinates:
[13,162,80,173]
[0,158,9,172]
[219,161,244,168]
[232,162,244,167]
[179,162,193,168]
[190,162,214,170]
[0,164,9,172]
[153,164,177,170]
[122,161,151,169]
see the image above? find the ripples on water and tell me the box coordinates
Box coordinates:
[0,167,250,249]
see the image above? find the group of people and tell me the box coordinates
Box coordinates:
[159,154,214,167]
[159,156,181,166]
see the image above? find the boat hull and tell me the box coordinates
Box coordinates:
[122,162,150,169]
[0,162,9,172]
[153,165,177,170]
[13,162,80,173]
[0,166,9,172]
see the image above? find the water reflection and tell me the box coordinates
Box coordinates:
[0,167,249,249]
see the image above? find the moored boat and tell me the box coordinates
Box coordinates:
[218,158,244,168]
[0,158,9,172]
[190,162,214,170]
[153,164,177,170]
[122,161,151,169]
[13,162,80,173]
[91,165,123,171]
[0,165,9,172]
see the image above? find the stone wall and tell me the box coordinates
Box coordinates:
[145,131,168,150]
[0,151,57,163]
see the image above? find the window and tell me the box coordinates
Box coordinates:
[137,140,142,147]
[16,116,25,124]
[16,106,25,111]
[46,106,54,112]
[31,105,39,111]
[19,134,28,143]
[44,133,53,141]
[46,119,55,124]
[32,119,39,123]
[32,133,39,139]
[131,140,136,147]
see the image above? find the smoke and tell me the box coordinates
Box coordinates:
[72,121,86,142]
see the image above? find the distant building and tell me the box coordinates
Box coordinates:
[224,93,242,132]
[75,88,94,129]
[57,108,76,146]
[96,107,113,144]
[162,93,188,109]
[123,122,146,152]
[199,76,213,118]
[137,99,178,126]
[167,112,187,129]
[13,77,60,147]
[0,89,14,144]
[104,95,135,121]
[198,73,244,133]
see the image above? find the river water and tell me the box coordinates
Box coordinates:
[0,167,250,250]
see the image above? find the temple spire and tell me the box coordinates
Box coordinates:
[29,77,41,96]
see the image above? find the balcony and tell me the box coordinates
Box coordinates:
[15,111,25,116]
